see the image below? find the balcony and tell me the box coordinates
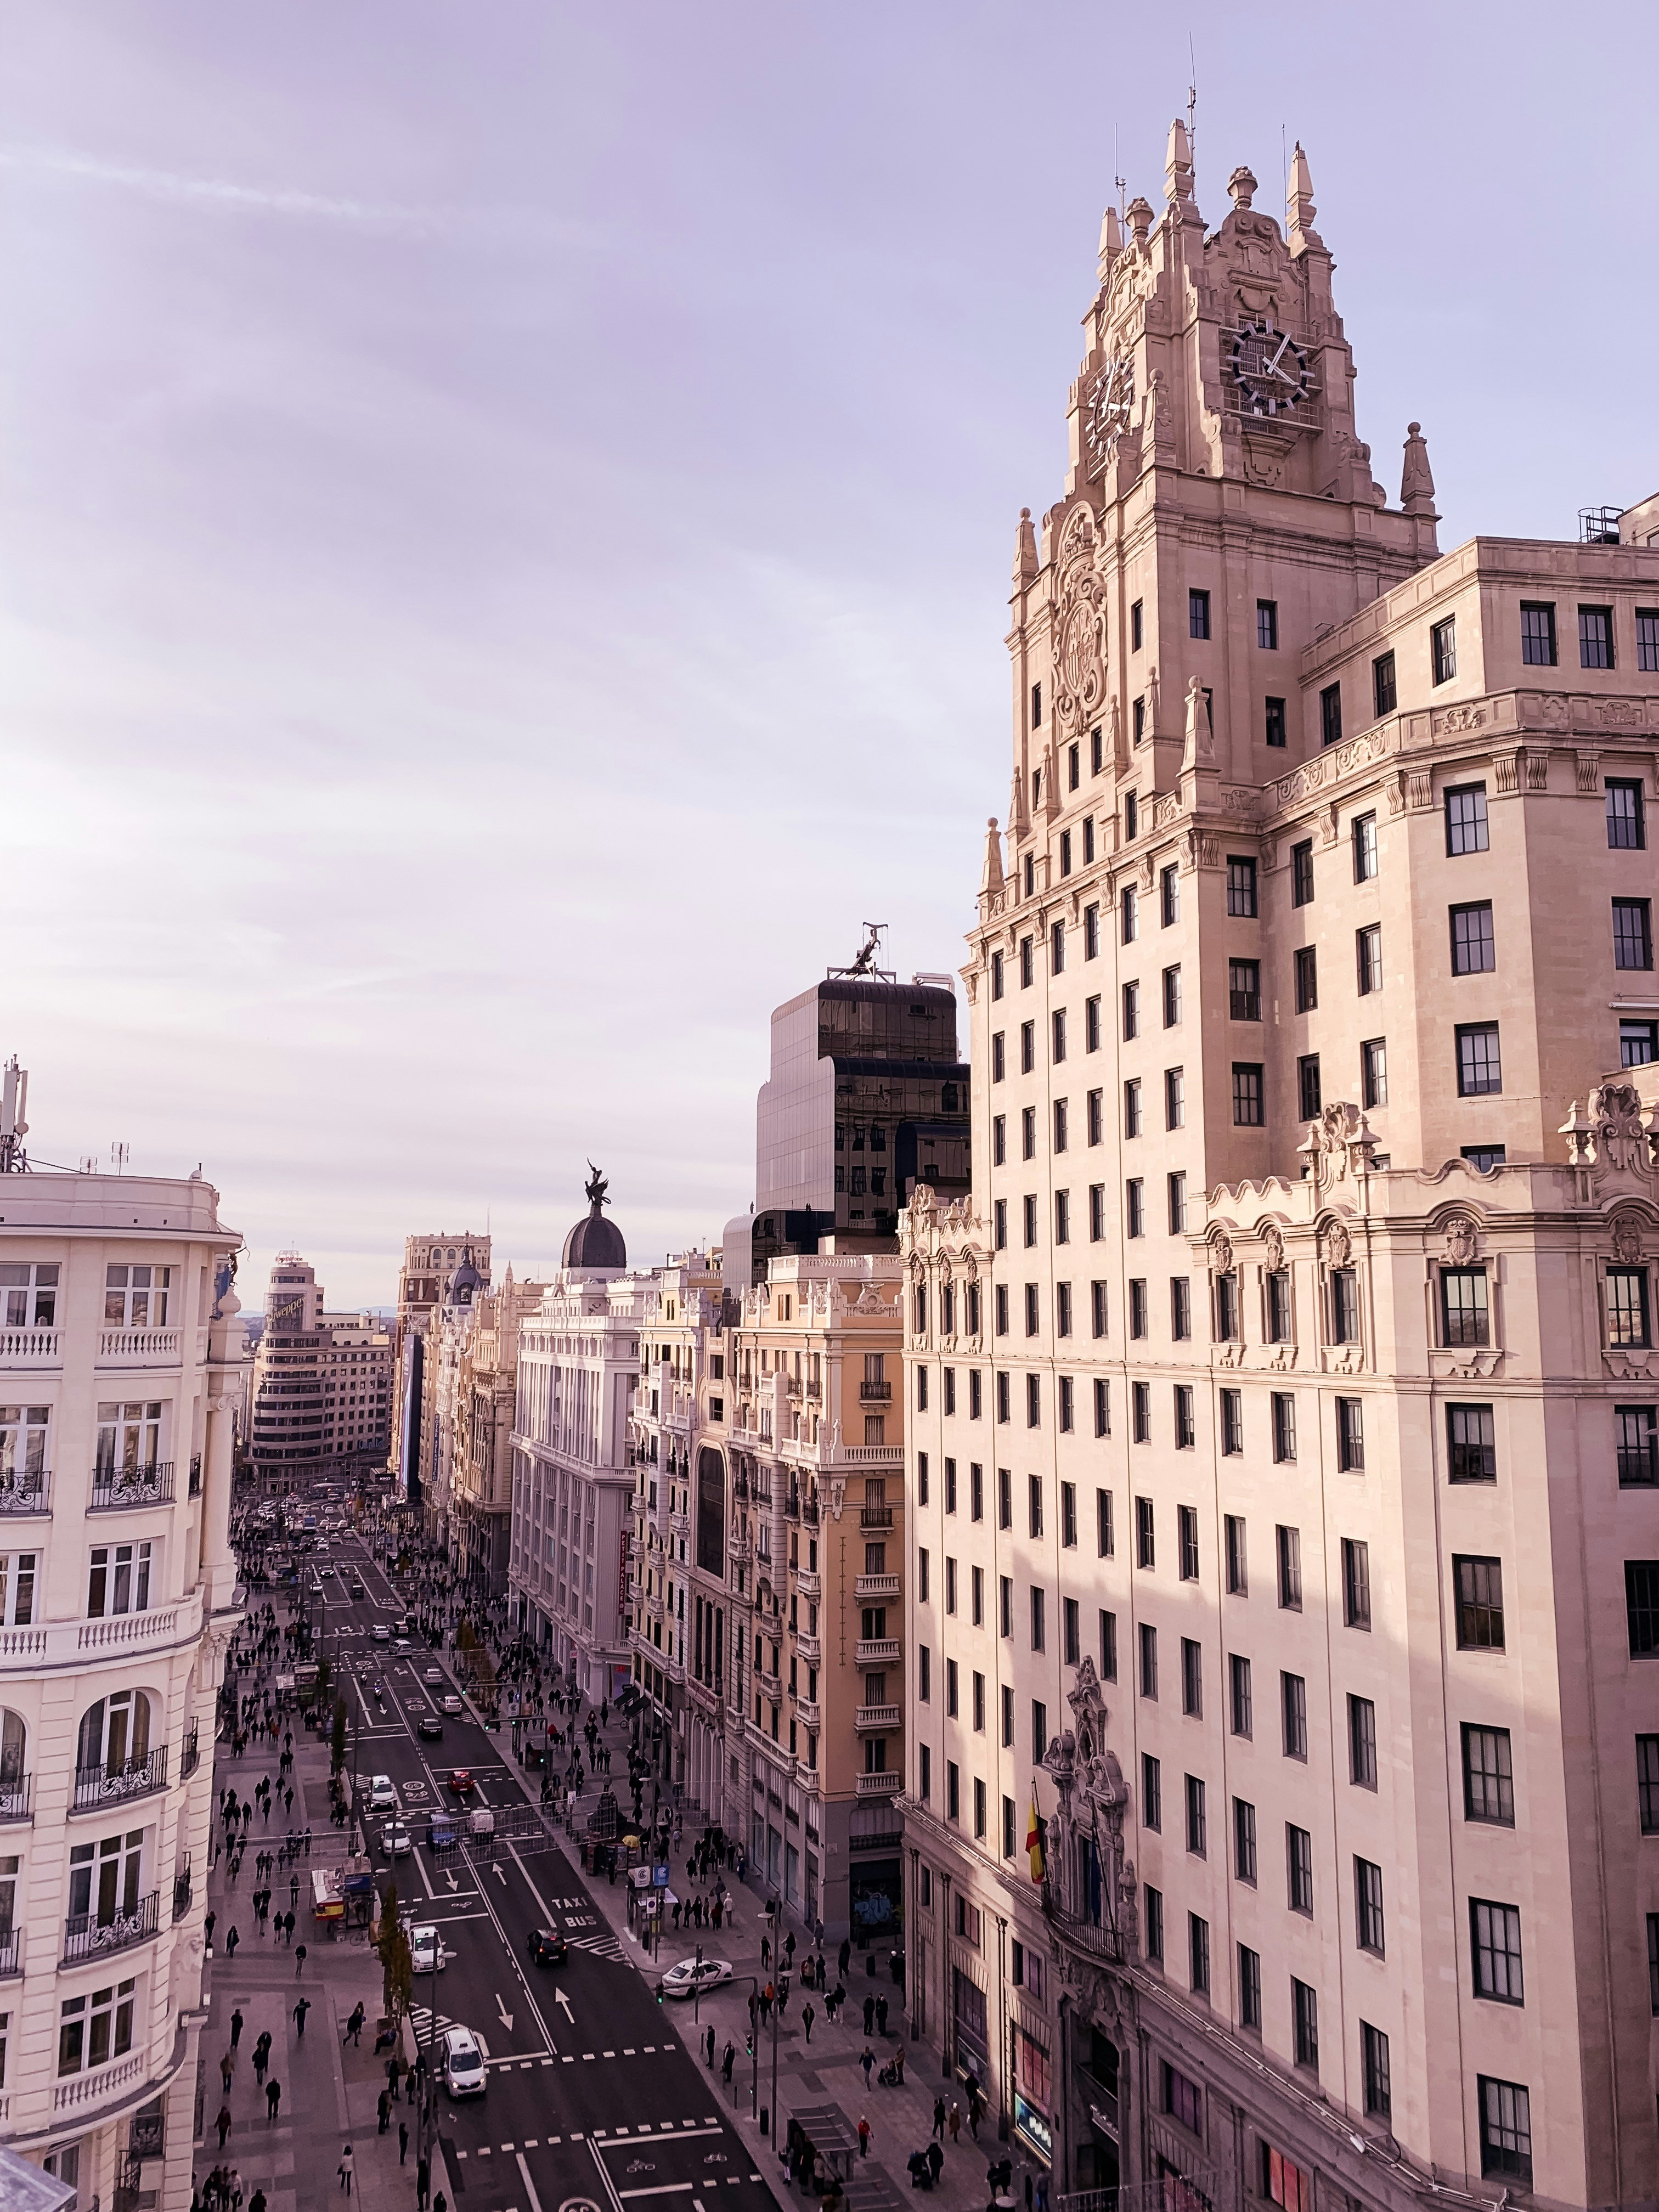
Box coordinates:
[855,1769,900,1796]
[63,1890,161,1965]
[855,1703,901,1731]
[1075,2064,1121,2139]
[795,1633,821,1664]
[859,1381,892,1402]
[793,1697,821,1730]
[0,1925,19,1977]
[860,1504,894,1528]
[856,1638,901,1665]
[668,1510,690,1539]
[97,1329,182,1368]
[727,1528,752,1564]
[802,1500,820,1528]
[181,1724,200,1779]
[1042,1888,1122,1966]
[855,1573,900,1599]
[804,1380,821,1402]
[0,1772,32,1823]
[172,1862,193,1922]
[794,1569,821,1600]
[73,1746,170,1814]
[0,1471,50,1516]
[53,2051,147,2114]
[0,1327,60,1369]
[91,1463,177,1512]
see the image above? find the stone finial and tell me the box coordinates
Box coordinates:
[981,817,1005,896]
[1097,204,1122,281]
[1164,117,1195,208]
[1012,506,1039,588]
[1227,166,1257,212]
[1183,674,1212,765]
[1286,140,1322,252]
[1126,195,1154,247]
[1400,422,1438,518]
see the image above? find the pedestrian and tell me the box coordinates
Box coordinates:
[377,2091,390,2135]
[761,1934,771,1970]
[387,2053,403,2101]
[292,1996,311,2039]
[399,2122,409,2166]
[949,2100,962,2143]
[926,2141,944,2188]
[860,2046,875,2087]
[433,2193,447,2212]
[224,1926,240,1959]
[344,2002,365,2047]
[802,2001,815,2044]
[932,2097,946,2141]
[862,1994,875,2035]
[266,2079,282,2124]
[295,1943,307,1977]
[704,2025,716,2067]
[216,2107,233,2150]
[230,2007,244,2049]
[838,1937,851,1978]
[721,2042,735,2085]
[249,2191,267,2212]
[205,1909,217,1948]
[857,2118,871,2160]
[253,2040,269,2087]
[416,2157,430,2211]
[337,2145,355,2196]
[876,1995,889,2036]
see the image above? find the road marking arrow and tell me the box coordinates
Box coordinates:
[555,1988,574,2024]
[494,1865,507,1887]
[444,1870,459,1893]
[496,1992,514,2032]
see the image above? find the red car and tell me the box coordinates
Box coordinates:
[448,1768,475,1797]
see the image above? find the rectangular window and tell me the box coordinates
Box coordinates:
[1091,1281,1108,1342]
[1463,1141,1509,1169]
[991,1032,1005,1082]
[1171,1283,1192,1345]
[1336,1396,1364,1472]
[1463,1723,1515,1825]
[1320,682,1342,747]
[1272,1392,1296,1464]
[1085,903,1100,957]
[1257,599,1278,650]
[1121,886,1138,944]
[1239,1944,1262,2032]
[1227,856,1259,918]
[1614,898,1654,970]
[1455,1555,1506,1649]
[1441,1268,1491,1347]
[1331,1267,1360,1344]
[1165,1066,1184,1130]
[1085,996,1101,1052]
[1628,1560,1659,1654]
[1349,1694,1378,1788]
[1122,980,1139,1038]
[1579,603,1615,670]
[1431,615,1457,685]
[1292,1978,1319,2075]
[1161,866,1181,928]
[1446,783,1489,855]
[1166,2059,1205,2138]
[1184,1773,1206,1855]
[1356,923,1382,995]
[1470,1898,1525,2004]
[1099,1607,1117,1680]
[1132,1378,1150,1439]
[1136,1494,1155,1569]
[1167,1172,1187,1234]
[1287,1824,1313,1913]
[1188,1912,1209,1996]
[1232,1063,1263,1127]
[1178,1504,1199,1581]
[1609,1268,1652,1349]
[1640,611,1659,674]
[1000,1573,1012,1635]
[1030,1587,1045,1652]
[1123,1079,1142,1138]
[1225,1515,1247,1595]
[1144,1885,1163,1966]
[998,1467,1012,1530]
[1052,1008,1069,1064]
[1268,1274,1293,1347]
[1163,966,1182,1026]
[1352,810,1378,882]
[1086,1086,1102,1142]
[1477,2078,1532,2185]
[1234,1796,1257,1882]
[1282,1673,1307,1760]
[1126,1180,1144,1239]
[1141,1754,1161,1837]
[1617,1405,1658,1486]
[1131,600,1143,651]
[1265,696,1286,748]
[1276,1525,1302,1610]
[1229,958,1261,1021]
[1297,1052,1322,1121]
[1181,1639,1202,1718]
[1343,1539,1372,1629]
[1291,839,1314,906]
[1020,1022,1035,1074]
[1052,918,1066,974]
[1094,1487,1115,1558]
[1356,1857,1385,1952]
[1229,1654,1252,1737]
[1450,900,1496,974]
[1368,2028,1397,2132]
[1456,1023,1502,1096]
[1139,1622,1158,1700]
[1609,777,1646,848]
[1189,588,1211,640]
[1520,601,1556,665]
[1372,649,1397,716]
[1063,1595,1080,1664]
[1216,1274,1240,1342]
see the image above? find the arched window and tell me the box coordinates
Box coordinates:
[76,1690,152,1786]
[0,1711,24,1785]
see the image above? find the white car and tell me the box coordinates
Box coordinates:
[658,1956,732,1999]
[366,1775,398,1814]
[371,1624,391,1643]
[424,1666,443,1685]
[439,1694,464,1717]
[441,2025,486,2098]
[411,1925,449,1975]
[381,1821,412,1858]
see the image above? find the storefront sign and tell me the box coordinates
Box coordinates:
[1014,2095,1052,2163]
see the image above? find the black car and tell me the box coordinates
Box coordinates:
[417,1714,443,1741]
[527,1927,568,1967]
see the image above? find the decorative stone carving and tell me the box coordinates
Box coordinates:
[1442,1215,1477,1266]
[1207,1229,1234,1275]
[1592,1081,1649,1173]
[1323,1218,1352,1268]
[1612,1213,1645,1264]
[1261,1224,1285,1273]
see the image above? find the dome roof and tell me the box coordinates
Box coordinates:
[446,1246,484,1306]
[562,1205,627,1272]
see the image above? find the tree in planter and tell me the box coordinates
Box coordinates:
[315,1657,332,1712]
[377,1880,413,2026]
[331,1697,348,1776]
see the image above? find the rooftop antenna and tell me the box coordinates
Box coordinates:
[1114,123,1126,222]
[1282,123,1288,212]
[0,1059,28,1175]
[110,1142,129,1176]
[1186,35,1198,191]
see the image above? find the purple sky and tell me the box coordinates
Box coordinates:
[3,3,1655,1307]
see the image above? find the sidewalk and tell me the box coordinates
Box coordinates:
[195,1674,453,2212]
[499,1704,1036,2212]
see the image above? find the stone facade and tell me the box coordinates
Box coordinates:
[901,125,1659,2212]
[246,1255,391,1495]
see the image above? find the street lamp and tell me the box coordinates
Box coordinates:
[769,1965,791,2145]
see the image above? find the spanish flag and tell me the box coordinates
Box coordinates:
[1025,1792,1045,1883]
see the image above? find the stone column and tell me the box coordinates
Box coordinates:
[200,1392,239,1616]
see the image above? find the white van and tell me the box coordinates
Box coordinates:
[468,1809,495,1839]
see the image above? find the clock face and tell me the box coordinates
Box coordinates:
[1084,353,1135,466]
[1229,317,1313,417]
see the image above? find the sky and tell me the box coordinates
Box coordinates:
[2,2,1656,1308]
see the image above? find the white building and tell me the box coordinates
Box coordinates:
[247,1255,392,1494]
[0,1159,243,2211]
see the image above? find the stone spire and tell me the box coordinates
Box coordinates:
[1286,140,1323,253]
[1400,422,1438,517]
[1097,204,1122,282]
[1164,117,1198,219]
[981,817,1005,896]
[1012,506,1038,589]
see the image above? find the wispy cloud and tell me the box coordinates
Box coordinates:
[1,145,443,231]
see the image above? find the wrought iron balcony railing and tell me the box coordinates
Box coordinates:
[63,1890,160,1964]
[73,1746,170,1813]
[0,1471,50,1516]
[0,1771,31,1822]
[91,1462,176,1511]
[180,1724,200,1778]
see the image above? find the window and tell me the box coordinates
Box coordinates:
[1234,1795,1257,1881]
[1471,1898,1524,2003]
[1123,1079,1142,1139]
[1356,923,1382,996]
[1031,681,1042,727]
[991,1033,1004,1082]
[1349,1694,1378,1788]
[1060,1480,1077,1547]
[1122,980,1139,1039]
[1641,611,1659,674]
[1125,787,1139,837]
[1229,958,1260,1020]
[1181,1639,1202,1718]
[1000,1572,1012,1633]
[1085,997,1101,1052]
[1342,1539,1372,1628]
[1091,1282,1108,1341]
[1352,811,1378,882]
[992,1114,1006,1167]
[1229,1654,1252,1737]
[1291,949,1317,1019]
[1455,1023,1502,1096]
[946,1762,959,1821]
[1052,1008,1068,1064]
[1477,2078,1532,2186]
[1224,1516,1247,1595]
[1617,1405,1658,1486]
[1132,1378,1150,1439]
[1164,1067,1184,1130]
[1291,1978,1319,2073]
[1029,1587,1046,1653]
[1609,777,1646,848]
[103,1265,170,1328]
[1131,599,1143,651]
[1463,1724,1515,1824]
[58,1977,137,2078]
[1063,1595,1080,1663]
[1355,1857,1385,1951]
[1282,1673,1307,1760]
[991,950,1004,1001]
[1320,682,1342,747]
[0,1264,57,1330]
[1336,1397,1364,1472]
[946,1561,958,1617]
[1136,1495,1155,1569]
[1276,1525,1302,1610]
[1629,1561,1659,1654]
[1239,1945,1262,2033]
[1167,1173,1186,1234]
[1162,966,1181,1026]
[1297,1053,1321,1120]
[1060,828,1072,873]
[1267,1270,1292,1342]
[1121,885,1138,944]
[1431,616,1457,685]
[946,1658,959,1717]
[1463,1141,1509,1169]
[1291,839,1314,906]
[86,1542,154,1620]
[1455,1555,1505,1649]
[1519,600,1557,665]
[1331,1268,1360,1344]
[1227,857,1258,917]
[1189,588,1211,640]
[1095,1486,1114,1555]
[1160,866,1180,928]
[1622,1019,1659,1067]
[972,1565,984,1622]
[1056,1282,1073,1338]
[1362,2023,1392,2120]
[1020,1022,1035,1074]
[1126,1180,1144,1239]
[1216,1274,1240,1343]
[1128,1282,1148,1339]
[1372,650,1397,716]
[1449,899,1495,975]
[1614,898,1654,969]
[1085,904,1100,958]
[1265,696,1286,747]
[1178,1505,1199,1581]
[1287,1824,1313,1913]
[1099,1608,1117,1680]
[1441,1267,1490,1347]
[1188,1912,1210,1995]
[1184,1773,1206,1854]
[1142,1752,1161,1830]
[1232,1063,1263,1127]
[1257,599,1278,650]
[1446,783,1489,855]
[1272,1392,1296,1463]
[1609,1268,1652,1349]
[1579,603,1615,669]
[1086,1086,1103,1142]
[1163,2061,1202,2134]
[1139,1622,1158,1699]
[1027,1474,1043,1539]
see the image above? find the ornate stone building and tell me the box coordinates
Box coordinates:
[247,1255,391,1496]
[901,125,1659,2212]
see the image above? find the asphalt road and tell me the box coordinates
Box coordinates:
[298,1530,778,2212]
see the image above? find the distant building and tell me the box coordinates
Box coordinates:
[247,1255,392,1493]
[390,1231,490,1506]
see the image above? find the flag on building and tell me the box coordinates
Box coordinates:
[1026,1791,1044,1883]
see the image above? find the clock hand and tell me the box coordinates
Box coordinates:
[1265,332,1292,375]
